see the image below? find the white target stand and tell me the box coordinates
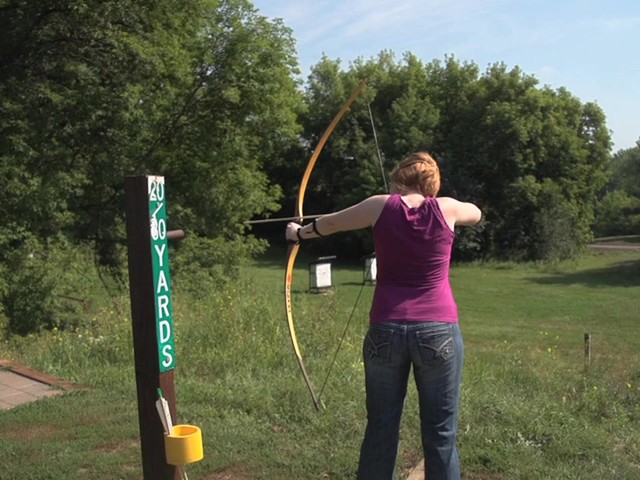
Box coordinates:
[309,256,336,294]
[363,253,377,285]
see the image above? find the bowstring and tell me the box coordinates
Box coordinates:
[318,101,386,403]
[368,102,388,193]
[317,259,373,401]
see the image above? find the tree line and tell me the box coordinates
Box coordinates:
[1,0,638,334]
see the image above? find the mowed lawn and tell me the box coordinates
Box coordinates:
[0,248,638,479]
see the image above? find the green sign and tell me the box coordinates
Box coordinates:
[148,176,176,372]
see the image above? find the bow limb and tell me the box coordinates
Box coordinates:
[285,241,323,410]
[317,89,387,401]
[294,79,368,218]
[284,79,368,410]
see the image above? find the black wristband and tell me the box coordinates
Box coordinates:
[312,218,324,237]
[296,228,304,243]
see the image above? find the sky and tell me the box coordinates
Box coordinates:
[252,0,640,152]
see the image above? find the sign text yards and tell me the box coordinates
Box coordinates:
[148,176,176,372]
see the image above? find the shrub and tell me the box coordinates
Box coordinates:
[1,240,102,335]
[3,248,57,335]
[593,190,640,237]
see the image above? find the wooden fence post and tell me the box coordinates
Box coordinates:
[584,333,592,365]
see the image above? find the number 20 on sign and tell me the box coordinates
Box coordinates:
[148,176,176,372]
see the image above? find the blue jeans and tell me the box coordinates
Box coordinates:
[357,322,463,480]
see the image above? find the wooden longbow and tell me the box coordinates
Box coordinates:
[284,79,368,410]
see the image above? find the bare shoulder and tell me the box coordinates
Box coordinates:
[353,194,390,225]
[436,197,482,227]
[435,196,462,213]
[365,194,391,208]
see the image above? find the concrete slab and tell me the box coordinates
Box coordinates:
[0,360,82,410]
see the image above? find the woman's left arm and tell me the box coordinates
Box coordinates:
[286,194,389,242]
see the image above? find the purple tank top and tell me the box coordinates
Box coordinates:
[369,194,458,323]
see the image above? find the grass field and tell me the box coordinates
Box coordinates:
[0,247,639,479]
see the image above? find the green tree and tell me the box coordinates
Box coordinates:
[0,0,303,329]
[593,139,640,236]
[609,140,640,198]
[593,190,640,237]
[297,56,612,261]
[291,55,398,257]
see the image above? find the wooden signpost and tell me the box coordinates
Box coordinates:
[125,175,182,480]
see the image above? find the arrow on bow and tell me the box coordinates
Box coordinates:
[284,79,368,410]
[244,214,327,225]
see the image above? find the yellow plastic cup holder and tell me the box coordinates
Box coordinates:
[164,424,204,466]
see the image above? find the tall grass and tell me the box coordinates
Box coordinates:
[0,249,639,479]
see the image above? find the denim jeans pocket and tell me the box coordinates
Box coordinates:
[364,326,394,363]
[415,326,455,364]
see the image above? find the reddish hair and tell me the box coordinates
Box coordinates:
[389,152,441,197]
